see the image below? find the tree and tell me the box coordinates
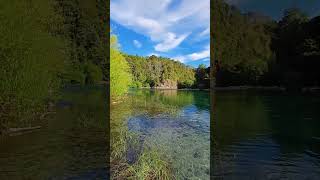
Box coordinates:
[110,34,132,97]
[212,0,273,86]
[54,0,107,84]
[125,55,196,88]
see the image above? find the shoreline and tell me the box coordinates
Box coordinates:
[212,86,286,91]
[212,86,320,92]
[137,87,210,91]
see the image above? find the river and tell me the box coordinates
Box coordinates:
[213,90,320,179]
[0,85,108,179]
[111,89,210,179]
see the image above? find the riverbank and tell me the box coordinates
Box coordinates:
[212,86,320,92]
[212,86,286,91]
[138,87,210,91]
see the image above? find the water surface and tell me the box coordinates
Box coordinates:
[111,89,210,179]
[213,91,320,179]
[0,85,107,179]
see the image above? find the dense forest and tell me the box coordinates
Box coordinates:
[125,55,209,89]
[0,0,107,132]
[110,36,210,98]
[212,0,320,90]
[55,0,108,84]
[110,49,210,98]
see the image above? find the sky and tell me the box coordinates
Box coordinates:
[225,0,320,20]
[110,0,210,67]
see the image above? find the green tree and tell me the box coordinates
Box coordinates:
[212,0,273,86]
[54,0,107,84]
[125,55,196,88]
[110,34,132,97]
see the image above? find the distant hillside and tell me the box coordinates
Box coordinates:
[124,55,210,89]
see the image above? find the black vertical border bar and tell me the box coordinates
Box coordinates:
[105,0,110,178]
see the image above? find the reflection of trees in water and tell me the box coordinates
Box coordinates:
[193,91,210,110]
[0,86,108,179]
[215,91,320,150]
[262,93,320,154]
[128,90,196,116]
[62,85,108,129]
[214,91,270,147]
[213,91,320,178]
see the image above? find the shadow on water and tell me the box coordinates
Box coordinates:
[0,85,108,179]
[213,90,320,179]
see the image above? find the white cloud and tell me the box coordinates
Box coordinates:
[199,27,210,37]
[155,33,189,52]
[188,48,210,61]
[111,0,209,52]
[172,55,187,63]
[171,44,210,63]
[133,40,142,48]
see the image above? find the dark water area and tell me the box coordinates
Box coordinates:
[0,85,108,179]
[111,89,210,179]
[213,91,320,179]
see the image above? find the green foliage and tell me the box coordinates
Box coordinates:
[212,0,273,85]
[195,64,210,89]
[0,0,67,128]
[54,0,108,84]
[213,0,320,88]
[110,35,132,97]
[125,55,196,88]
[273,9,320,88]
[129,149,172,180]
[85,63,103,84]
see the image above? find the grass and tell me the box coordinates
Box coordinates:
[128,149,172,180]
[111,128,172,179]
[110,90,210,179]
[110,95,174,179]
[145,127,210,179]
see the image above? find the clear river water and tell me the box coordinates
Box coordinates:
[213,90,320,179]
[111,89,210,179]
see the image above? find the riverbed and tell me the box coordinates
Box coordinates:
[111,89,210,179]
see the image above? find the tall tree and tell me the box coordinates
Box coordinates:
[110,34,131,97]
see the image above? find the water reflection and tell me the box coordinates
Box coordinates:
[111,89,210,179]
[0,85,107,179]
[213,91,320,179]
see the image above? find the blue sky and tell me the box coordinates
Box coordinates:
[225,0,320,20]
[110,0,210,67]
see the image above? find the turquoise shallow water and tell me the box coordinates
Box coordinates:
[111,89,210,179]
[213,91,320,179]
